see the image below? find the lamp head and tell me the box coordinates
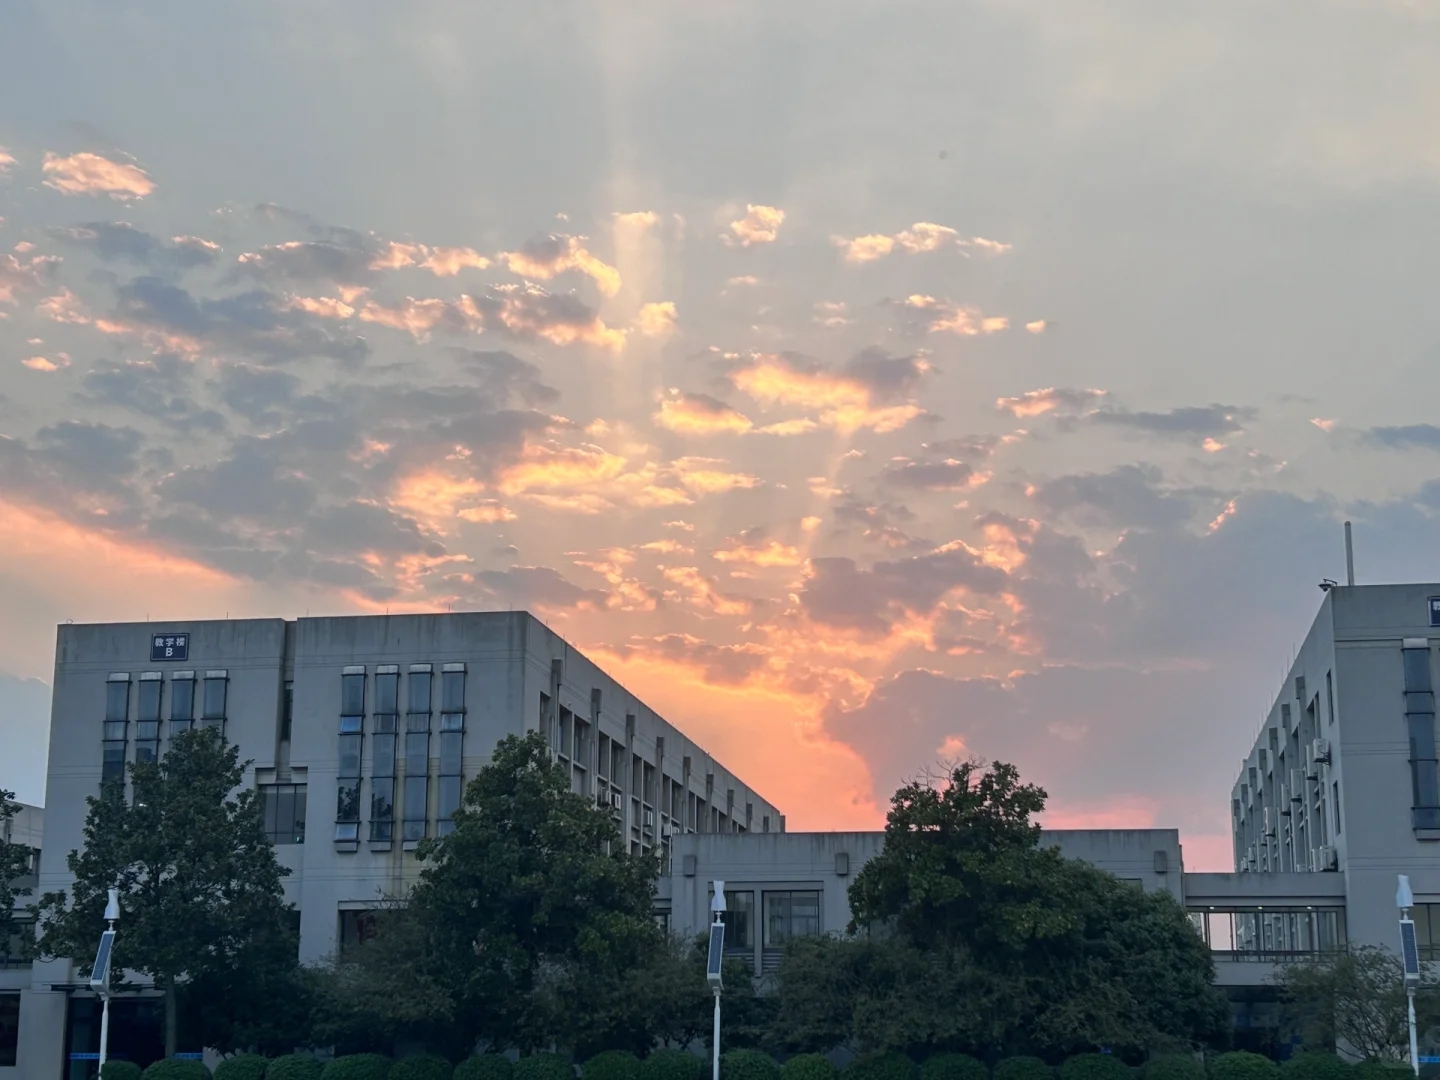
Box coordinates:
[104,888,120,923]
[1398,874,1415,911]
[711,880,726,914]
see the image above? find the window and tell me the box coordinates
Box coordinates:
[1333,781,1342,836]
[0,992,16,1067]
[338,910,378,963]
[721,890,754,950]
[281,681,294,743]
[171,674,195,735]
[438,665,466,834]
[369,669,399,843]
[764,890,820,946]
[1403,645,1440,831]
[404,668,433,842]
[202,673,228,724]
[136,675,162,765]
[260,783,307,844]
[341,672,366,717]
[1,918,32,970]
[1410,904,1440,960]
[1190,907,1346,956]
[103,675,129,789]
[336,668,365,843]
[1327,670,1336,726]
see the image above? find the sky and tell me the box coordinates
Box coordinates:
[5,0,1440,868]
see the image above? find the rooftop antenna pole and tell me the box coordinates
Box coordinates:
[1344,521,1355,586]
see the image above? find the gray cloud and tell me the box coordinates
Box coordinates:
[801,549,1009,635]
[1090,404,1257,438]
[473,565,609,610]
[881,458,977,491]
[1029,464,1206,530]
[841,347,932,399]
[50,222,220,271]
[1364,424,1440,451]
[609,633,767,686]
[79,356,227,433]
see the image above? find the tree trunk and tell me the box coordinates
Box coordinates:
[164,977,178,1058]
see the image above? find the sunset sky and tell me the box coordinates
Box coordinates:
[6,1,1440,868]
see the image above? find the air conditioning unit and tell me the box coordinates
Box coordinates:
[1247,843,1257,868]
[1263,807,1277,837]
[661,823,675,838]
[596,790,609,809]
[1318,844,1338,871]
[643,808,655,827]
[1313,738,1332,765]
[1290,769,1305,800]
[1279,785,1292,815]
[1304,746,1320,780]
[610,792,623,810]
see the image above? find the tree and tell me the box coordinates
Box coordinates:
[35,728,301,1057]
[0,789,35,965]
[1275,946,1440,1061]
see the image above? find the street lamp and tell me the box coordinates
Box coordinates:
[707,881,726,1080]
[1398,875,1420,1077]
[91,889,119,1071]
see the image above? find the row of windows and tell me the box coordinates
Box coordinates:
[102,672,228,787]
[720,889,821,951]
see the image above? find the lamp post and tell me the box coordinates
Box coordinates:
[91,888,119,1072]
[706,881,726,1080]
[1398,875,1420,1077]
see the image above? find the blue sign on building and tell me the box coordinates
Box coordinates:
[150,633,189,661]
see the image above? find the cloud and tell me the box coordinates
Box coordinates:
[0,146,15,175]
[51,222,221,270]
[473,565,609,611]
[370,241,491,276]
[606,633,770,686]
[1364,423,1440,451]
[996,386,1108,418]
[882,458,987,492]
[836,223,1010,264]
[654,391,754,435]
[1029,464,1205,530]
[660,564,754,615]
[889,295,1009,336]
[0,253,61,305]
[499,235,621,296]
[236,239,376,286]
[712,536,803,567]
[42,152,155,199]
[635,301,678,337]
[729,350,931,434]
[800,546,1010,636]
[22,353,69,372]
[493,444,756,513]
[725,205,784,246]
[1091,403,1256,438]
[1026,320,1047,334]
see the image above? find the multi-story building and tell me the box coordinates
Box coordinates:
[1,801,41,1077]
[19,612,782,1078]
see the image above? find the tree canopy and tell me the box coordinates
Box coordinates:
[34,728,300,1057]
[0,789,34,965]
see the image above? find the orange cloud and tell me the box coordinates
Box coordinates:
[712,539,803,568]
[838,234,895,263]
[286,294,357,319]
[1310,417,1336,431]
[389,471,489,534]
[370,241,491,276]
[1025,319,1047,334]
[726,205,784,246]
[42,151,155,199]
[1038,794,1158,831]
[358,297,460,341]
[490,286,626,351]
[613,210,660,238]
[635,301,678,338]
[653,392,754,436]
[670,456,762,495]
[0,146,14,175]
[965,236,1012,254]
[457,501,517,524]
[731,356,924,435]
[498,443,628,495]
[996,387,1108,418]
[661,565,753,616]
[898,295,1009,336]
[500,235,621,297]
[22,353,69,372]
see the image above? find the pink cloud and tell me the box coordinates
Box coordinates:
[42,151,155,199]
[725,205,784,247]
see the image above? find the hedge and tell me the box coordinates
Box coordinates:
[1280,1057,1351,1080]
[721,1050,781,1080]
[1210,1054,1279,1080]
[1143,1057,1205,1080]
[585,1052,641,1080]
[321,1055,393,1080]
[641,1049,702,1080]
[143,1061,213,1080]
[784,1055,840,1080]
[102,1063,144,1080]
[215,1055,271,1080]
[457,1058,516,1080]
[269,1057,326,1080]
[391,1056,455,1080]
[994,1059,1053,1080]
[516,1054,574,1080]
[921,1056,987,1080]
[1353,1065,1411,1080]
[1061,1056,1129,1080]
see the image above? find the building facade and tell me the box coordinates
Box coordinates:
[19,613,781,1078]
[1,802,41,1077]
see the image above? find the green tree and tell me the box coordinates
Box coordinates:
[34,728,300,1057]
[1275,947,1440,1061]
[0,789,34,964]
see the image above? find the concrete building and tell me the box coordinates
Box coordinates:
[19,612,781,1078]
[1,802,41,1077]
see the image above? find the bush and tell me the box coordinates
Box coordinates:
[143,1061,212,1080]
[321,1056,393,1080]
[722,1051,781,1080]
[922,1057,987,1080]
[847,1055,917,1080]
[785,1056,840,1080]
[1143,1058,1205,1080]
[1061,1057,1129,1080]
[457,1059,516,1080]
[1281,1057,1351,1080]
[586,1053,641,1080]
[391,1056,455,1080]
[1353,1065,1410,1080]
[641,1050,702,1080]
[515,1055,574,1080]
[1210,1055,1279,1080]
[993,1060,1053,1080]
[102,1063,144,1080]
[268,1057,325,1080]
[216,1056,271,1080]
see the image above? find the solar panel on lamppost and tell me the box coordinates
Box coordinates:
[708,881,726,1080]
[91,888,120,1071]
[1399,875,1421,1077]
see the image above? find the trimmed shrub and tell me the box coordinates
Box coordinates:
[515,1055,574,1080]
[391,1056,455,1080]
[721,1051,782,1080]
[102,1063,145,1080]
[456,1059,516,1080]
[641,1050,703,1080]
[586,1052,641,1080]
[215,1056,271,1080]
[142,1061,212,1080]
[322,1055,393,1080]
[1143,1058,1205,1080]
[1210,1055,1279,1080]
[1061,1057,1129,1080]
[994,1060,1054,1080]
[269,1057,326,1080]
[847,1055,918,1080]
[1353,1065,1411,1080]
[785,1056,840,1080]
[1281,1057,1351,1080]
[922,1056,987,1080]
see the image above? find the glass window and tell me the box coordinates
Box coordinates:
[338,734,362,778]
[103,721,128,741]
[202,677,227,720]
[341,673,365,717]
[171,678,195,722]
[260,783,307,844]
[281,682,293,742]
[105,681,129,722]
[408,671,432,715]
[371,778,395,842]
[1416,904,1440,960]
[437,776,462,835]
[1405,648,1434,692]
[441,670,465,712]
[375,672,398,716]
[440,711,464,732]
[764,890,821,946]
[138,681,162,723]
[336,782,361,827]
[1,919,32,970]
[722,890,754,950]
[339,715,363,734]
[101,743,126,788]
[338,910,378,962]
[0,993,17,1067]
[404,776,428,840]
